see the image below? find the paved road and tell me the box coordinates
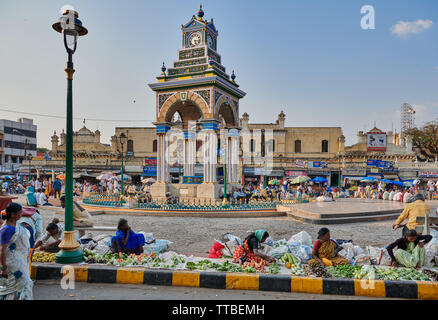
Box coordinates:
[33,280,402,300]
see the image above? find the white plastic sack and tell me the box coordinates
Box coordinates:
[287,231,312,247]
[94,239,111,255]
[425,244,438,268]
[425,229,438,248]
[353,245,364,256]
[351,254,371,266]
[338,243,355,261]
[222,233,242,246]
[141,232,155,244]
[93,234,110,242]
[291,245,313,263]
[269,245,289,259]
[260,244,273,256]
[264,236,275,247]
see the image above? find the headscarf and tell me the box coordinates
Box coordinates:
[254,229,267,243]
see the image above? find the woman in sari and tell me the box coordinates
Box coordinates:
[110,219,145,255]
[0,203,33,300]
[233,230,275,265]
[308,228,349,267]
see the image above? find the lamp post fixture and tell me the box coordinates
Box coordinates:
[52,9,88,264]
[119,133,127,196]
[27,151,32,184]
[23,138,29,182]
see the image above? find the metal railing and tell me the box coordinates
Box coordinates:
[81,194,309,211]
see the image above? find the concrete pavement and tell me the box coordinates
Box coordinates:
[33,280,401,300]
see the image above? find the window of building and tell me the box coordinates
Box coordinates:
[266,139,275,153]
[294,140,301,153]
[152,140,157,153]
[196,140,203,151]
[127,140,134,153]
[322,140,328,153]
[250,139,255,153]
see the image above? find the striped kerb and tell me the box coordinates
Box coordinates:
[291,277,323,294]
[416,281,438,300]
[116,267,145,284]
[172,271,200,287]
[226,273,259,290]
[354,279,386,297]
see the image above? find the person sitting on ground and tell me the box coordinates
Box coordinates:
[34,218,79,252]
[403,189,414,203]
[110,218,145,255]
[59,195,93,227]
[393,189,403,201]
[233,230,275,265]
[382,189,390,200]
[387,229,432,268]
[388,189,396,201]
[393,193,430,236]
[308,228,349,267]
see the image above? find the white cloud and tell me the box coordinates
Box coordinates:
[390,19,433,38]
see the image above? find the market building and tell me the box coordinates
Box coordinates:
[0,118,37,174]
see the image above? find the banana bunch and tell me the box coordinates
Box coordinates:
[279,253,301,268]
[32,252,56,262]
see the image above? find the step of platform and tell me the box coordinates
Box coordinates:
[286,211,400,224]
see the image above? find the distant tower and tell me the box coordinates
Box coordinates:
[401,103,415,133]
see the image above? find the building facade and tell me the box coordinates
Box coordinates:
[0,118,37,173]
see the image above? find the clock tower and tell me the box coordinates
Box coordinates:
[148,5,246,202]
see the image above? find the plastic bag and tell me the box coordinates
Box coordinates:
[208,241,225,259]
[141,232,155,245]
[338,243,355,261]
[259,244,273,256]
[94,239,111,255]
[144,239,172,255]
[291,245,313,263]
[269,245,289,259]
[353,246,364,256]
[287,231,312,247]
[222,233,242,246]
[264,236,275,247]
[425,244,438,267]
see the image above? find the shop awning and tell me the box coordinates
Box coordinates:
[124,166,144,174]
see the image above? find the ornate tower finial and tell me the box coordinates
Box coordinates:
[231,70,236,82]
[161,62,166,75]
[197,4,204,20]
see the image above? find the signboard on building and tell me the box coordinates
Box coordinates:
[419,171,438,178]
[143,166,157,176]
[367,159,393,168]
[243,168,264,176]
[308,161,328,169]
[343,168,366,176]
[295,160,306,168]
[285,170,307,177]
[307,171,330,176]
[144,157,157,166]
[367,132,387,151]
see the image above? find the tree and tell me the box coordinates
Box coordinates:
[405,120,438,161]
[37,147,49,154]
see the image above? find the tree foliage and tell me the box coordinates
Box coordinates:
[405,120,438,161]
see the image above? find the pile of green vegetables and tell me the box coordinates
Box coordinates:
[326,264,432,281]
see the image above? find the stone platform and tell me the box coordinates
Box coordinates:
[279,199,438,224]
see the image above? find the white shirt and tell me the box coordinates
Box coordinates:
[389,191,395,201]
[107,182,113,190]
[38,193,48,205]
[35,180,42,190]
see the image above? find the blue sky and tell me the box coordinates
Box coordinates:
[0,0,437,149]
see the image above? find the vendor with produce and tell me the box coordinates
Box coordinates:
[387,229,432,268]
[110,218,145,255]
[34,218,78,253]
[233,230,275,266]
[308,228,349,267]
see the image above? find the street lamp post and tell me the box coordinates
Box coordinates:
[52,9,88,264]
[119,133,127,196]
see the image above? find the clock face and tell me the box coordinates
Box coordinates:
[189,32,201,47]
